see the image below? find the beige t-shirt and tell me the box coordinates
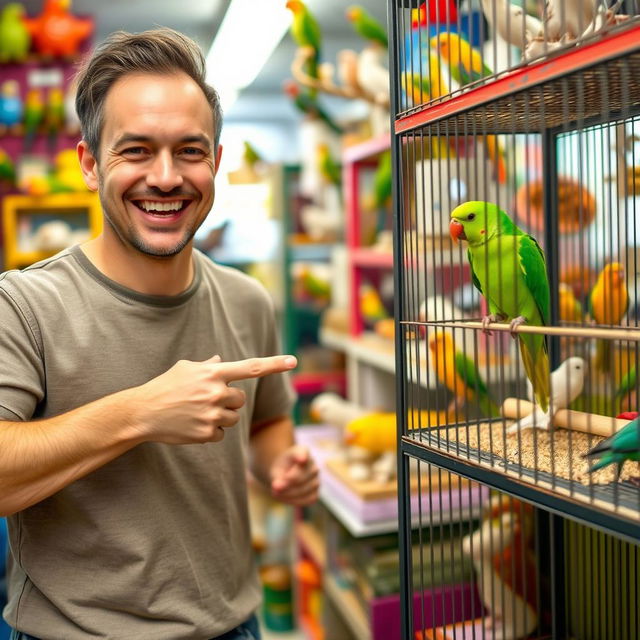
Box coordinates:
[0,245,295,639]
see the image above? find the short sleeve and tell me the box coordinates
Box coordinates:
[251,294,296,425]
[0,281,45,421]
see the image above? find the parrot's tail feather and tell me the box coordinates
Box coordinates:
[595,339,612,372]
[478,394,501,419]
[520,341,549,413]
[588,455,611,473]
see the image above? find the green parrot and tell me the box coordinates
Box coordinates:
[616,365,636,408]
[283,80,342,135]
[316,143,341,188]
[0,147,15,185]
[23,88,45,153]
[450,201,550,412]
[45,87,65,156]
[0,3,31,64]
[242,141,263,169]
[346,5,388,49]
[371,149,392,235]
[286,0,322,92]
[585,415,640,482]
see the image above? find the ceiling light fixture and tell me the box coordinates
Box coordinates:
[205,0,291,111]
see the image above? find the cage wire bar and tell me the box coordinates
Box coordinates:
[389,1,640,639]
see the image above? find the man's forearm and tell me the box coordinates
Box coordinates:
[249,415,295,488]
[0,388,144,517]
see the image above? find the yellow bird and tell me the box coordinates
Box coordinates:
[558,282,583,324]
[589,262,628,371]
[344,409,449,454]
[428,331,500,418]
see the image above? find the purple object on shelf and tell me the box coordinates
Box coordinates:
[371,581,485,640]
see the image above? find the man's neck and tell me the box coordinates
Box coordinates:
[80,235,195,296]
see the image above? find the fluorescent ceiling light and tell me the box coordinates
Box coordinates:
[206,0,290,109]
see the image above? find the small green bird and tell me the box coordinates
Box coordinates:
[585,415,640,482]
[242,141,263,170]
[23,88,45,153]
[283,80,342,135]
[450,201,550,412]
[0,3,31,64]
[286,0,322,91]
[346,5,388,49]
[0,147,15,186]
[616,365,637,410]
[316,143,341,188]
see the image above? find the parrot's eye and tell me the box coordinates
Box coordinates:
[467,213,476,221]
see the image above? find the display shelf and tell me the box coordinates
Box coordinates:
[296,521,327,570]
[325,574,372,640]
[2,192,102,270]
[343,134,391,164]
[292,371,346,397]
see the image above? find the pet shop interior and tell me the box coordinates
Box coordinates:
[1,1,640,639]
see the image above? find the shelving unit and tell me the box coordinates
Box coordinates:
[389,3,640,639]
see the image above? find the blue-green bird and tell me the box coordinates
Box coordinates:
[450,201,550,412]
[585,416,640,482]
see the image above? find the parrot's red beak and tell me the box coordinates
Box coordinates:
[449,220,466,243]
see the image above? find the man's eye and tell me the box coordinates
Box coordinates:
[122,147,147,156]
[180,147,205,157]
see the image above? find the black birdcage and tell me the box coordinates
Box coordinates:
[389,1,640,638]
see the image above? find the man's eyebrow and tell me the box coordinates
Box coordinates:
[112,134,212,149]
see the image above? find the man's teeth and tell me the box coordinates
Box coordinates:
[139,201,185,212]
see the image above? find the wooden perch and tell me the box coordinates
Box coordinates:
[501,398,629,438]
[291,46,389,107]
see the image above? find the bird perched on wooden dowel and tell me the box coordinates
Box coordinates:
[588,262,628,372]
[283,80,343,136]
[346,5,388,49]
[450,201,551,413]
[507,356,586,433]
[428,331,501,419]
[481,0,543,51]
[286,0,322,96]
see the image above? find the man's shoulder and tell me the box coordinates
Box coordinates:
[0,248,78,298]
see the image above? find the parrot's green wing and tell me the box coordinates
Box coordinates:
[467,249,484,296]
[616,366,637,399]
[610,421,640,454]
[454,351,488,395]
[518,234,550,325]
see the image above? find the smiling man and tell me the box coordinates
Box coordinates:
[0,29,318,640]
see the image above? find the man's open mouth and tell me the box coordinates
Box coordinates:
[133,200,191,216]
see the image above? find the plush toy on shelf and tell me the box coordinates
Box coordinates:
[23,0,93,59]
[0,79,23,135]
[0,3,31,63]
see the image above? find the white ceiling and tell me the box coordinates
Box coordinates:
[9,0,389,125]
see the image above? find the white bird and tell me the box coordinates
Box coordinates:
[546,0,599,39]
[356,46,390,104]
[481,0,543,50]
[578,0,625,40]
[507,356,586,433]
[310,392,366,428]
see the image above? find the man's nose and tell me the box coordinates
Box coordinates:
[146,150,184,191]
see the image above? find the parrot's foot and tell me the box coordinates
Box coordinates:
[509,315,527,338]
[482,313,506,336]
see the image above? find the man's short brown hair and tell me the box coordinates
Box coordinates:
[75,28,223,156]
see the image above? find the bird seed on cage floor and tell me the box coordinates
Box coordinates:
[432,422,639,486]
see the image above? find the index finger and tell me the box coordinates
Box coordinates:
[216,355,297,383]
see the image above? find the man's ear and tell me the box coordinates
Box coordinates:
[214,144,223,176]
[77,141,99,191]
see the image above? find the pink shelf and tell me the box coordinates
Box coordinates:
[350,247,394,269]
[342,134,390,164]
